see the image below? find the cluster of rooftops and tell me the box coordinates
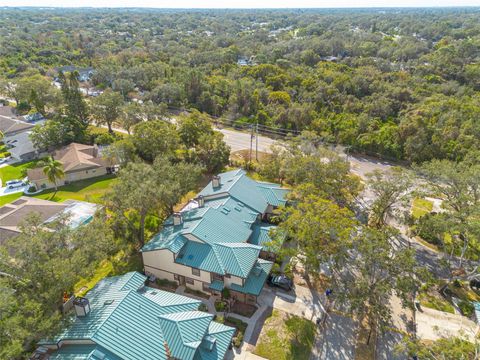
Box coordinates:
[142,168,290,297]
[38,169,289,360]
[41,272,234,360]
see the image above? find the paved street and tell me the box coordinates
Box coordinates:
[311,313,357,360]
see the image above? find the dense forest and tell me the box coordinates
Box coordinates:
[1,7,480,162]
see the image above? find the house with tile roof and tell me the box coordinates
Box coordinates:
[0,197,97,246]
[141,169,289,304]
[35,272,234,360]
[27,143,112,190]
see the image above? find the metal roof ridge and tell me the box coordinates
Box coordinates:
[90,291,133,349]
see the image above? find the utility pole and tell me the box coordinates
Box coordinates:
[249,124,254,169]
[255,121,259,161]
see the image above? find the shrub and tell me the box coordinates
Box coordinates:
[95,132,116,145]
[233,331,244,347]
[215,300,226,312]
[222,288,230,299]
[458,300,474,317]
[155,278,177,289]
[28,185,36,192]
[198,303,209,312]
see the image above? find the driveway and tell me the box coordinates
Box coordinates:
[0,185,27,197]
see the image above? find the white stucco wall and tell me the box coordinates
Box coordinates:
[142,249,212,292]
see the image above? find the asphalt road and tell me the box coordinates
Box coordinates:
[218,127,393,178]
[310,313,357,360]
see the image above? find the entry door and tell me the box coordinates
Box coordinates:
[178,275,186,286]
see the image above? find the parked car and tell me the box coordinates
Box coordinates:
[268,274,294,291]
[6,179,25,189]
[0,157,9,164]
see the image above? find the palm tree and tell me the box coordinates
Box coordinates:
[42,156,64,193]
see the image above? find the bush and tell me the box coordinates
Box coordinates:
[198,303,209,312]
[215,300,226,312]
[233,331,244,347]
[458,300,474,317]
[28,185,36,192]
[155,278,178,289]
[413,213,443,246]
[222,288,230,299]
[95,132,116,145]
[16,101,31,114]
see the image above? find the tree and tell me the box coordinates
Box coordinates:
[0,213,116,357]
[106,159,202,247]
[276,191,358,276]
[90,89,124,133]
[60,71,89,127]
[397,335,479,360]
[416,159,480,270]
[132,120,180,162]
[333,226,419,341]
[177,110,214,148]
[194,132,230,173]
[366,167,413,228]
[42,156,64,192]
[30,117,76,151]
[120,102,144,135]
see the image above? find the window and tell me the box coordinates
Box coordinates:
[224,274,231,279]
[192,268,200,276]
[186,278,194,285]
[212,273,224,282]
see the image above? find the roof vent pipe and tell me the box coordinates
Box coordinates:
[173,212,183,226]
[212,175,221,189]
[196,195,205,208]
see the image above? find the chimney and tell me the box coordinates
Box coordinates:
[73,297,91,317]
[196,195,205,208]
[212,175,221,189]
[173,212,183,226]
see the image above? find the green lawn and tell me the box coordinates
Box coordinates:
[254,309,316,360]
[0,160,41,183]
[32,174,117,204]
[418,288,455,314]
[0,192,23,206]
[412,198,434,219]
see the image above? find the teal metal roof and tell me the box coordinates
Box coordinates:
[256,184,289,207]
[158,311,213,360]
[194,322,235,360]
[209,280,224,292]
[230,259,273,296]
[190,207,252,245]
[48,344,122,360]
[175,241,224,275]
[250,223,277,250]
[213,243,261,278]
[47,272,234,360]
[205,196,259,227]
[198,169,268,213]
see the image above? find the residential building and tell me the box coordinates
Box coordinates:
[0,197,98,245]
[0,106,40,161]
[35,272,234,360]
[141,169,289,304]
[55,66,95,82]
[27,143,111,190]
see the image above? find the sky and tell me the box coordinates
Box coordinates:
[0,0,479,8]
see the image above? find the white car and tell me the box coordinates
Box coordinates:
[6,180,25,189]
